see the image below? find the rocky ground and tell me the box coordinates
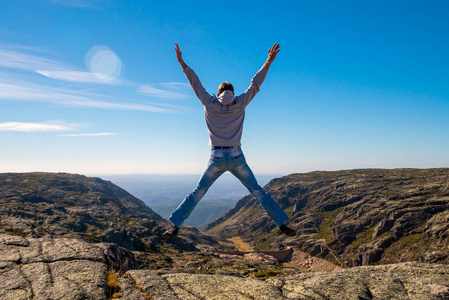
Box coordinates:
[207,168,449,267]
[2,233,449,300]
[2,170,449,299]
[0,172,217,252]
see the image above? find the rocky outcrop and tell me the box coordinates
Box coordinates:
[2,233,449,299]
[125,264,449,300]
[0,172,218,252]
[0,233,127,299]
[207,168,449,267]
[3,170,449,298]
[267,262,449,300]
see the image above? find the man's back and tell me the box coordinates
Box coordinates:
[182,66,268,147]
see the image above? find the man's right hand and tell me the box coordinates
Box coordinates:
[175,43,187,69]
[267,43,280,63]
[263,43,280,70]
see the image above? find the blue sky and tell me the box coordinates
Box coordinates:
[1,0,448,176]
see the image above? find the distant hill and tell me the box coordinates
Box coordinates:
[0,172,217,251]
[206,168,449,266]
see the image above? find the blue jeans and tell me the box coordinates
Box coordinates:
[168,148,289,228]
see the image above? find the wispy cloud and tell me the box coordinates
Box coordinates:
[0,121,118,137]
[36,69,117,84]
[49,0,100,9]
[0,45,185,113]
[139,83,190,99]
[0,48,60,71]
[0,78,175,113]
[160,82,191,89]
[0,46,121,85]
[58,132,116,137]
[0,121,80,132]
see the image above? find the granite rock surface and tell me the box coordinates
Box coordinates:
[2,233,449,300]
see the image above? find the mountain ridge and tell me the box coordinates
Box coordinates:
[206,168,449,267]
[0,172,217,252]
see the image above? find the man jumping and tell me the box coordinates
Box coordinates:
[163,43,296,238]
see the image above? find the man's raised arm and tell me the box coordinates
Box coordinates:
[238,43,280,107]
[175,43,188,69]
[262,43,280,71]
[175,43,214,105]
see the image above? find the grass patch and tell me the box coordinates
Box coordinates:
[285,206,295,217]
[217,240,234,247]
[228,237,253,251]
[315,209,342,243]
[134,284,152,299]
[251,228,277,251]
[106,270,120,299]
[402,233,424,244]
[378,233,426,264]
[5,230,27,237]
[254,234,276,250]
[253,270,280,278]
[351,225,376,247]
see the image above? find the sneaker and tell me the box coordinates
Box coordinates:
[279,224,296,237]
[163,225,179,239]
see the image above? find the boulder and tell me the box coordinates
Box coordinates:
[0,233,138,300]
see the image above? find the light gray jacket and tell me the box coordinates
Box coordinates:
[183,66,268,147]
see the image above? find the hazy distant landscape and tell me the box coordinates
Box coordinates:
[102,173,279,229]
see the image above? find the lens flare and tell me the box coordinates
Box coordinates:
[85,46,122,83]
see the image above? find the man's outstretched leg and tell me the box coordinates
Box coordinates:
[163,155,225,239]
[229,150,296,236]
